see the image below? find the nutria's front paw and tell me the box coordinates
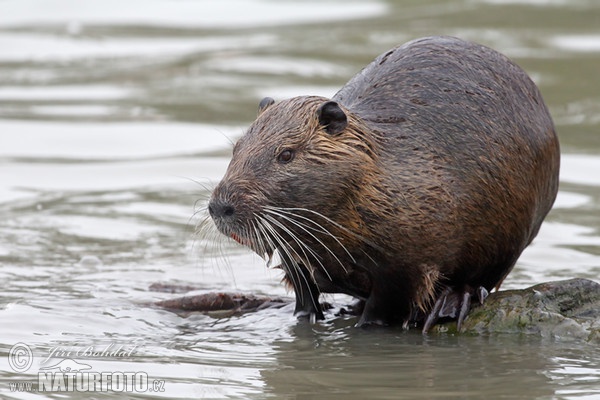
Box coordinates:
[294,301,334,323]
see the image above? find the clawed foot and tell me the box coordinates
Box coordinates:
[422,285,488,333]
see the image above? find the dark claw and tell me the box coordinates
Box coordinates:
[294,309,324,322]
[477,286,489,304]
[422,285,489,333]
[456,291,471,331]
[404,308,423,330]
[422,287,453,333]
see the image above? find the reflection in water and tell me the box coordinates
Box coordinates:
[262,321,599,399]
[1,0,600,398]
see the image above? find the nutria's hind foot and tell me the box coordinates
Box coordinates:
[422,285,489,334]
[354,279,407,327]
[355,313,386,328]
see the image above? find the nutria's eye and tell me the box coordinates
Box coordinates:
[277,149,295,164]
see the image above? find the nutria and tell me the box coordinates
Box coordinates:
[207,36,560,332]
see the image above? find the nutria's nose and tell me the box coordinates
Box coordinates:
[208,198,235,219]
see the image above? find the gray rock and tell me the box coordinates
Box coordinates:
[434,278,600,343]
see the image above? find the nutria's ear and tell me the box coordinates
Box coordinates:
[258,97,275,115]
[317,101,347,135]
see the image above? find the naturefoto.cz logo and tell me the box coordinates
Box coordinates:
[7,342,165,394]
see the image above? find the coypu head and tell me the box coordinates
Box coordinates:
[208,96,381,265]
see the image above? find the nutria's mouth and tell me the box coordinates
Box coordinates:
[229,232,260,251]
[229,231,278,263]
[230,233,244,245]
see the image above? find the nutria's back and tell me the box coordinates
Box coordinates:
[334,36,559,289]
[208,36,560,331]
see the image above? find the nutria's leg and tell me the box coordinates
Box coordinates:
[355,296,384,327]
[355,275,409,327]
[422,285,488,333]
[280,258,324,322]
[291,274,324,322]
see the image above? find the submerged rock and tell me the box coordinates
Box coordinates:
[438,278,600,343]
[154,292,290,317]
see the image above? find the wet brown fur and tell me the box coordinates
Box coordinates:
[208,36,560,327]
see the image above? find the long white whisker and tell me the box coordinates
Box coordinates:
[264,206,358,263]
[256,215,321,310]
[263,211,343,278]
[193,209,235,280]
[263,213,333,281]
[249,220,266,259]
[256,215,305,302]
[254,217,276,261]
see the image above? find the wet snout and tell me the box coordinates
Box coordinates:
[207,179,256,234]
[207,197,235,220]
[207,181,238,229]
[208,180,262,249]
[208,192,240,243]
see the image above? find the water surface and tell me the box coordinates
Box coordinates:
[1,0,599,399]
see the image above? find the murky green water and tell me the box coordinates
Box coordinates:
[1,0,599,399]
